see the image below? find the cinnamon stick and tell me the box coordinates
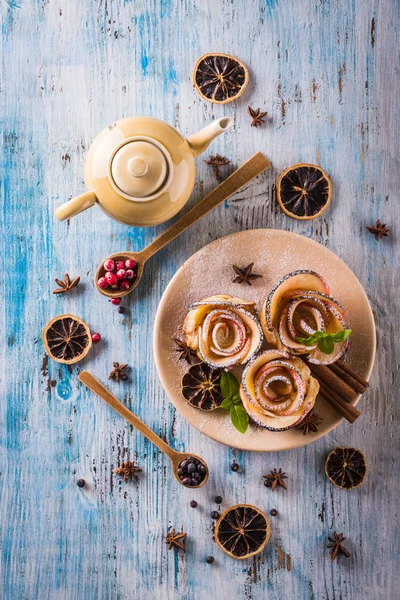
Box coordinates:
[318,381,360,423]
[336,359,370,389]
[329,362,368,394]
[309,363,357,403]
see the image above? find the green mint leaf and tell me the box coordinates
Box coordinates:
[220,397,233,411]
[330,329,352,342]
[296,334,318,346]
[220,371,240,400]
[232,394,242,405]
[230,404,249,434]
[318,336,335,354]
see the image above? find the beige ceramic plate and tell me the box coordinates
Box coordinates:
[153,229,376,451]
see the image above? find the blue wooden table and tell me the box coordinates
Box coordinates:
[1,1,398,598]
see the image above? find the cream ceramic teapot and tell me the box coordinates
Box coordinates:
[55,116,233,226]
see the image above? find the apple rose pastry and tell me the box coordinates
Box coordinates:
[183,295,263,369]
[240,350,319,430]
[260,270,350,365]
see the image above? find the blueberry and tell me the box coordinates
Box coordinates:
[211,511,220,520]
[190,500,198,508]
[187,463,196,473]
[264,479,272,488]
[118,306,125,314]
[187,457,195,463]
[206,556,214,564]
[199,464,206,473]
[214,495,223,504]
[77,479,85,488]
[194,458,200,465]
[177,468,184,476]
[180,460,188,469]
[182,477,192,486]
[193,472,201,480]
[270,509,278,516]
[231,463,239,472]
[191,478,198,486]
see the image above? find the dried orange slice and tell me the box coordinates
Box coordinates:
[325,447,367,489]
[214,504,270,560]
[193,53,249,104]
[42,314,92,364]
[277,163,332,220]
[181,363,224,411]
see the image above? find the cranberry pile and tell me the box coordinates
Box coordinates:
[98,258,137,292]
[177,456,207,487]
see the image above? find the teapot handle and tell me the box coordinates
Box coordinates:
[55,191,97,221]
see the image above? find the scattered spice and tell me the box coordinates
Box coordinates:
[206,556,215,564]
[113,461,142,482]
[327,532,350,561]
[77,479,85,488]
[190,500,198,508]
[366,219,389,241]
[231,463,240,472]
[270,509,278,517]
[174,338,197,364]
[247,106,268,127]
[215,495,223,504]
[52,273,80,295]
[211,511,220,520]
[205,153,231,180]
[232,263,263,286]
[108,361,128,382]
[165,528,187,551]
[295,410,323,435]
[263,468,287,491]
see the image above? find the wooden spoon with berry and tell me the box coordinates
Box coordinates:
[79,371,209,489]
[95,152,270,299]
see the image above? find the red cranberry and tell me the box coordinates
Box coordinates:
[120,280,130,290]
[98,277,108,289]
[104,259,115,271]
[116,260,125,270]
[111,284,119,289]
[125,258,136,269]
[105,272,118,286]
[110,298,121,305]
[92,333,101,344]
[116,269,126,280]
[125,269,135,279]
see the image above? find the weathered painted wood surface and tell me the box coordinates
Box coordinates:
[1,0,399,598]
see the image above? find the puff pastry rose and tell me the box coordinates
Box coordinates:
[240,350,319,430]
[183,295,263,369]
[260,270,350,365]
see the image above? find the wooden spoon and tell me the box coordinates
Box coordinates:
[78,371,209,489]
[95,151,270,298]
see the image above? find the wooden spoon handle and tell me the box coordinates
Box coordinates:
[79,371,178,461]
[139,152,270,262]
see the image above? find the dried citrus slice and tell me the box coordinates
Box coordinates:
[193,53,249,104]
[42,314,92,364]
[325,447,367,489]
[277,163,332,220]
[181,363,224,411]
[214,504,270,560]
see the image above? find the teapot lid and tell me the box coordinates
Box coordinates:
[110,138,169,198]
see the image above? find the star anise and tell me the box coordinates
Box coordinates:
[232,263,263,286]
[248,106,268,127]
[295,410,323,435]
[205,153,231,180]
[263,468,287,491]
[327,532,350,561]
[174,338,197,364]
[366,219,389,240]
[165,528,187,551]
[113,461,142,482]
[52,273,80,295]
[108,361,128,382]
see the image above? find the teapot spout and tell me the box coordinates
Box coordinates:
[186,117,233,158]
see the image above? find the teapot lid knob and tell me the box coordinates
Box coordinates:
[110,139,169,198]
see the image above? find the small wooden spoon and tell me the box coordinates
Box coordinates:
[95,151,270,298]
[79,371,209,489]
